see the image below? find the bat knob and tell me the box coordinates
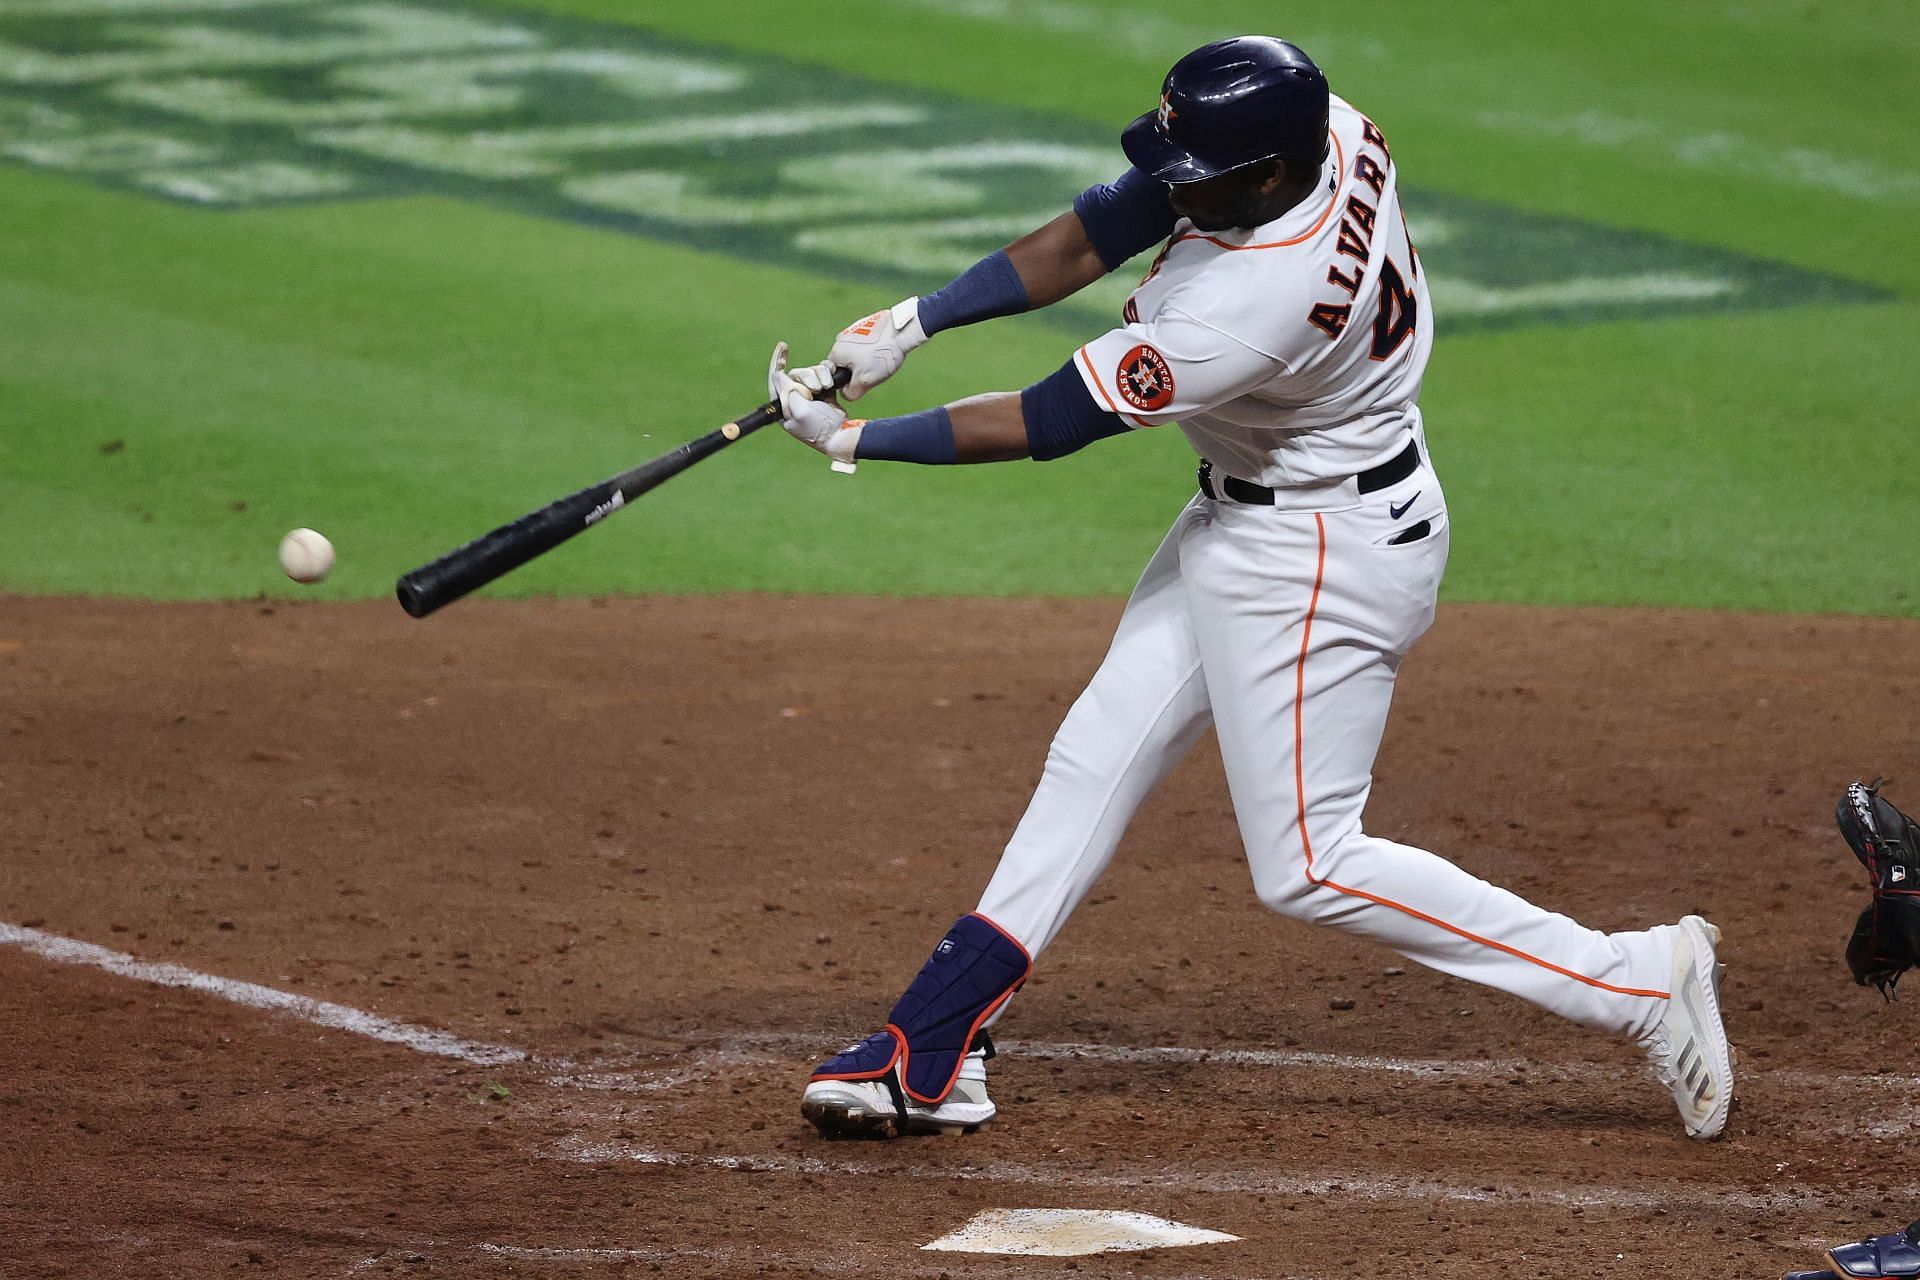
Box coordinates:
[829,460,857,475]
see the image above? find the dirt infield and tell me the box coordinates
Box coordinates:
[3,594,1916,1279]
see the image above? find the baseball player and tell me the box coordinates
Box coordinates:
[1782,779,1920,1280]
[770,37,1734,1141]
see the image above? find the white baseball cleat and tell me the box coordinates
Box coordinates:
[1641,915,1735,1139]
[801,1046,995,1138]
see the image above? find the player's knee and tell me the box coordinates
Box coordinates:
[1249,840,1316,917]
[1250,825,1365,920]
[1252,873,1310,918]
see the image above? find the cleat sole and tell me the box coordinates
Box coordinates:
[799,1098,990,1140]
[801,1098,901,1140]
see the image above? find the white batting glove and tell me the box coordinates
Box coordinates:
[768,341,862,465]
[827,297,927,401]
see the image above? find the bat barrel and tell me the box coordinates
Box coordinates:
[397,494,597,617]
[394,369,843,619]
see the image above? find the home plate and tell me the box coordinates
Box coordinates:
[921,1208,1240,1256]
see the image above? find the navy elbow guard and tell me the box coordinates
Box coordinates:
[1072,167,1179,271]
[1022,359,1128,461]
[810,913,1030,1105]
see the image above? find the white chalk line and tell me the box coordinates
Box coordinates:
[427,1240,1281,1279]
[719,1030,1920,1096]
[0,922,675,1093]
[11,920,1913,1242]
[553,1134,1913,1216]
[8,922,1913,1102]
[343,1236,1285,1279]
[480,1240,1268,1277]
[0,922,527,1066]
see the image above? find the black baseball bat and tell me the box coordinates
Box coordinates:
[395,367,849,619]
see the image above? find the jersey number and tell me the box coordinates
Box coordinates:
[1370,257,1417,361]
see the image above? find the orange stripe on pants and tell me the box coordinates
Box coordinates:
[1290,513,1668,1002]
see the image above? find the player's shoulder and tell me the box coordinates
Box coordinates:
[1326,95,1368,147]
[1141,271,1305,366]
[1329,93,1396,166]
[1142,223,1339,351]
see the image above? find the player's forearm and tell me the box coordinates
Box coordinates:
[950,393,1040,461]
[917,172,1175,333]
[850,361,1127,466]
[912,218,1102,337]
[1001,211,1112,310]
[853,394,1029,465]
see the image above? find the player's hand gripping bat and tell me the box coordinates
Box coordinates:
[395,366,850,618]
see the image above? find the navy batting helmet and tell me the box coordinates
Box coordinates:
[1121,37,1330,184]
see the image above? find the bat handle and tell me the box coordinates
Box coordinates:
[725,364,854,439]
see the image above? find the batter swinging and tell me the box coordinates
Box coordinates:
[771,37,1735,1141]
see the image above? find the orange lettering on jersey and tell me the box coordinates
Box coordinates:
[1355,154,1386,198]
[1361,116,1389,156]
[1301,115,1396,346]
[1306,302,1351,340]
[1116,344,1175,412]
[1335,218,1370,263]
[1344,195,1377,240]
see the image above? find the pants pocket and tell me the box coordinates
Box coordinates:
[1385,519,1432,546]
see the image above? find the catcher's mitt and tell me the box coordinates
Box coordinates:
[1836,779,1920,998]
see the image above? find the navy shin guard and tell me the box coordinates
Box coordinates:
[813,913,1031,1104]
[1826,1221,1920,1279]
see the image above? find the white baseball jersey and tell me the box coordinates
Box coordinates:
[1072,95,1432,489]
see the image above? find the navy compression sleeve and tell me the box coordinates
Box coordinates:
[1022,358,1128,462]
[1072,167,1178,271]
[917,251,1030,336]
[854,406,958,464]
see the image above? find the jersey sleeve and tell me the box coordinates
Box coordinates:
[1070,306,1284,428]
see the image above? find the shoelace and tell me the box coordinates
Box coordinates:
[1642,1028,1681,1084]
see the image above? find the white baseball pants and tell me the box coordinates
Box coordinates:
[975,454,1675,1041]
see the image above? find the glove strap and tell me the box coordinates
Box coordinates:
[890,296,928,348]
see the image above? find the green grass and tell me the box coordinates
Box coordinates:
[0,0,1914,611]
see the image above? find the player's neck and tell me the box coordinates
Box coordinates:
[1250,173,1322,227]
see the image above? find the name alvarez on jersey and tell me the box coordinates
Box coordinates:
[1072,95,1434,490]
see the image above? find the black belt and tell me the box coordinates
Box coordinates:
[1198,439,1421,505]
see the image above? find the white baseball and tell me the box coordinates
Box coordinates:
[278,528,334,584]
